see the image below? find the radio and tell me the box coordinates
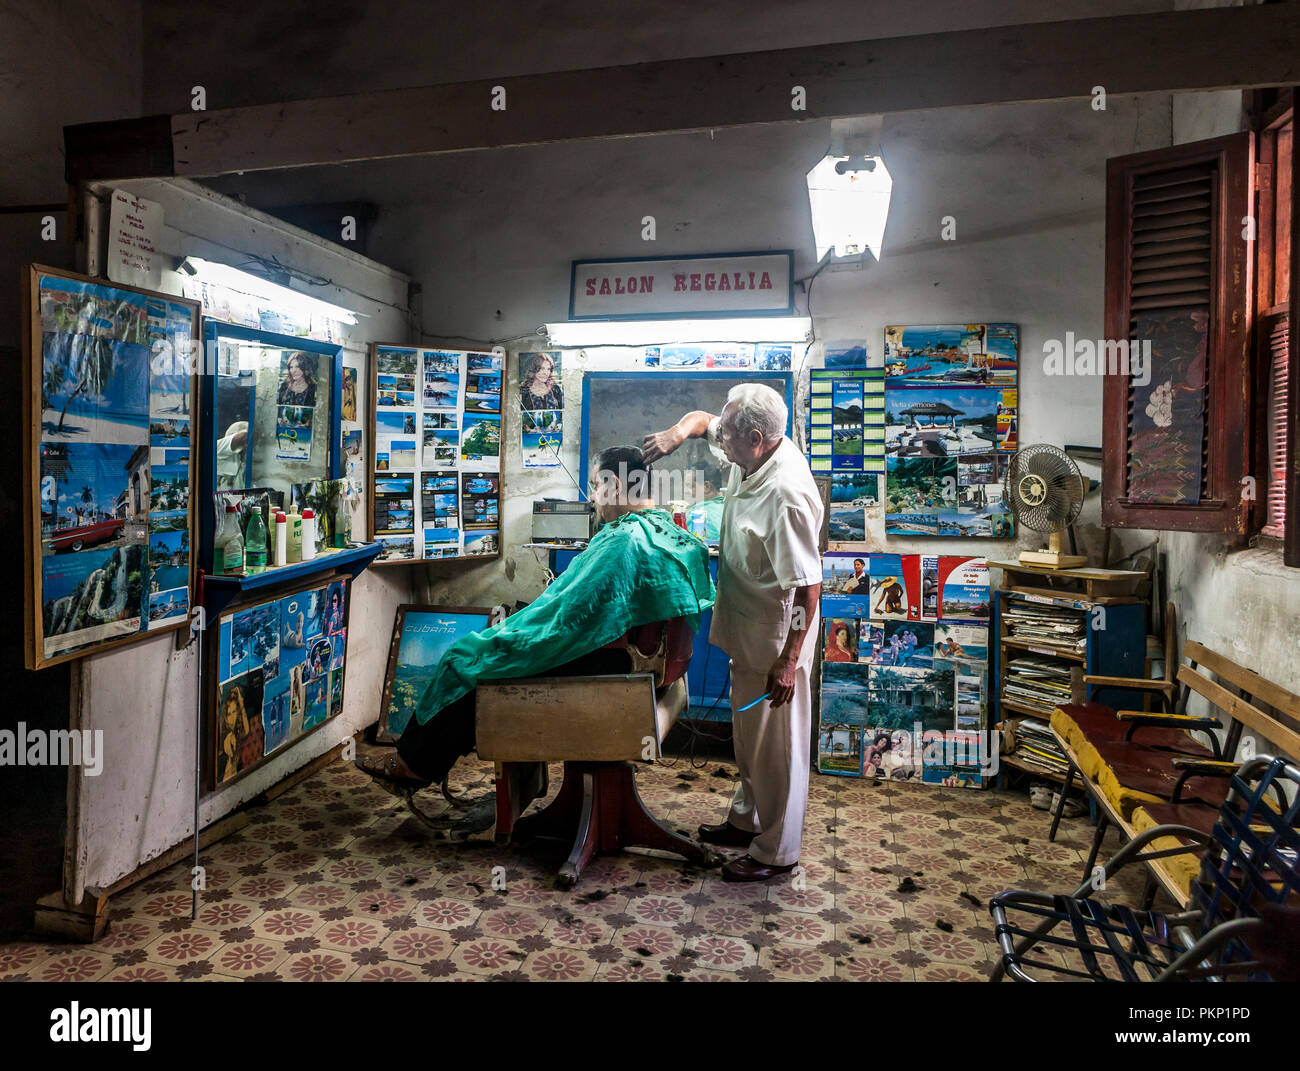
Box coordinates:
[531,500,596,545]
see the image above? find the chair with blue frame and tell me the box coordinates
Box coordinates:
[989,754,1300,981]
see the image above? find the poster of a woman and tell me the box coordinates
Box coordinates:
[519,351,562,410]
[277,351,318,408]
[823,619,858,663]
[341,367,357,421]
[217,673,265,784]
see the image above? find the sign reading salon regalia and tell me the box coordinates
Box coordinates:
[569,251,794,320]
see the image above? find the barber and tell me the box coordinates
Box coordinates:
[644,384,823,882]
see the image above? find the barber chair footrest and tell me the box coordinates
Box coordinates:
[509,761,722,888]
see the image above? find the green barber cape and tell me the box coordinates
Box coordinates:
[412,507,715,725]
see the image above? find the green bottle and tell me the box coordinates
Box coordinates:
[244,505,268,572]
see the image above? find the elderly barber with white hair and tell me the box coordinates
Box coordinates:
[644,384,823,882]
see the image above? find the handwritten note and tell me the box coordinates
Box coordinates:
[107,189,162,288]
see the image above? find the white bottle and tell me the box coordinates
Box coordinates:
[273,511,288,567]
[301,508,317,561]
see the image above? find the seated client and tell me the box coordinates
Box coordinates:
[356,445,714,794]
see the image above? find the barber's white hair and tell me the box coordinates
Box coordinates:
[725,383,787,442]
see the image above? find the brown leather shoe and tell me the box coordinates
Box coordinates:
[697,821,756,847]
[355,751,431,794]
[721,855,797,883]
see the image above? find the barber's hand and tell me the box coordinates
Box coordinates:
[764,654,798,709]
[642,426,683,464]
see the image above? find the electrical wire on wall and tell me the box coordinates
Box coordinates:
[791,257,830,454]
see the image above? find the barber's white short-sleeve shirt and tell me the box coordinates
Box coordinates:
[707,428,824,671]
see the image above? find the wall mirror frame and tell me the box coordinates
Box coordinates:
[198,321,344,571]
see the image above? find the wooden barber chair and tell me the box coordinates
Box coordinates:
[475,619,723,888]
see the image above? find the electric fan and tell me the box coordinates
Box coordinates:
[1004,444,1087,569]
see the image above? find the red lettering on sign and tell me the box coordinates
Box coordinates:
[599,278,611,295]
[690,274,701,291]
[733,272,744,289]
[674,274,687,292]
[704,272,715,291]
[585,279,596,296]
[748,271,755,289]
[639,275,654,292]
[717,273,731,291]
[615,278,625,294]
[759,272,772,290]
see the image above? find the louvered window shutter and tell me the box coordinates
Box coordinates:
[1103,133,1253,533]
[1262,315,1290,538]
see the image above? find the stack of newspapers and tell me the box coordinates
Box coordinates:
[1002,653,1074,716]
[1003,602,1086,655]
[1011,716,1070,776]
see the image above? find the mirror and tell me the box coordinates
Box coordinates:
[581,370,793,513]
[214,341,336,498]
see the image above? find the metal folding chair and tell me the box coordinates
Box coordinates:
[990,755,1300,981]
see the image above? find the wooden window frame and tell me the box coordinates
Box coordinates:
[1291,101,1300,567]
[1249,96,1296,564]
[1102,132,1254,535]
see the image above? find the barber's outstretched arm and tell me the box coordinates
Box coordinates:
[642,410,717,463]
[766,583,819,708]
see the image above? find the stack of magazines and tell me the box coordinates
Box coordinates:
[1011,716,1070,776]
[1002,654,1074,716]
[1003,602,1086,655]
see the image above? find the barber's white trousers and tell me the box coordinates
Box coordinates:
[724,659,812,867]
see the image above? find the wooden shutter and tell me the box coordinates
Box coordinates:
[1103,133,1253,533]
[1261,314,1290,538]
[1253,104,1294,558]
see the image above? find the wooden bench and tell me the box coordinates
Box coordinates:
[1048,641,1300,908]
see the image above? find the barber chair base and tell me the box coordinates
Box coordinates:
[504,760,723,889]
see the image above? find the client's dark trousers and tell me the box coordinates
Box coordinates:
[396,647,633,783]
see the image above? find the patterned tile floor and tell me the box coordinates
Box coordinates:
[0,755,1159,982]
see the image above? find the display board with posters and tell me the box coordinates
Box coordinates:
[817,552,994,788]
[807,367,885,477]
[210,577,352,788]
[368,345,502,563]
[882,324,1018,538]
[23,265,200,670]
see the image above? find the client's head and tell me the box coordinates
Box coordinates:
[589,445,653,523]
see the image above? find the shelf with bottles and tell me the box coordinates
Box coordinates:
[201,541,382,621]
